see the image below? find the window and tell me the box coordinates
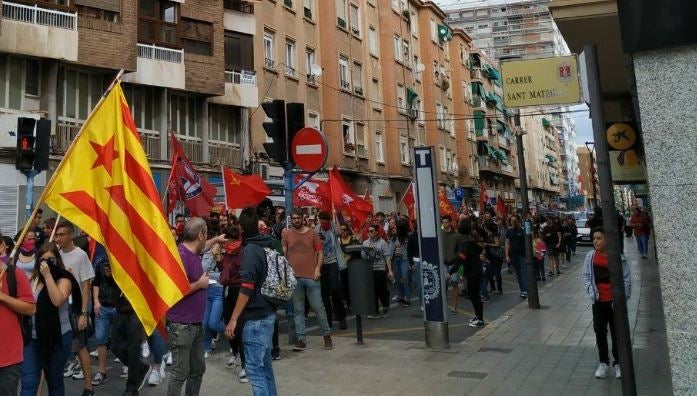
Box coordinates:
[355,123,366,156]
[305,47,316,76]
[209,104,241,144]
[0,55,21,109]
[371,78,380,105]
[59,68,104,121]
[138,0,179,46]
[303,0,314,20]
[400,136,409,165]
[410,11,418,36]
[263,30,275,68]
[339,55,350,90]
[394,35,402,62]
[342,118,354,152]
[122,83,161,132]
[470,155,477,176]
[349,3,360,36]
[336,0,347,27]
[170,93,199,138]
[446,149,453,172]
[418,99,425,126]
[430,19,437,41]
[224,31,254,71]
[77,5,119,22]
[375,132,384,163]
[182,18,213,56]
[396,83,405,110]
[440,146,446,171]
[308,111,320,128]
[25,59,39,96]
[413,55,420,80]
[285,39,296,76]
[368,26,378,55]
[402,39,410,61]
[352,62,363,95]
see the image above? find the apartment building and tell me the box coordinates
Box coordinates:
[469,49,518,211]
[520,109,563,208]
[575,146,597,209]
[0,0,257,231]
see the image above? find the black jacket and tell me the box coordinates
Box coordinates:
[239,233,275,321]
[455,235,483,279]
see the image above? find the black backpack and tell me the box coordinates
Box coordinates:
[6,265,33,346]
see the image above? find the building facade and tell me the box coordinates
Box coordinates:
[575,146,597,209]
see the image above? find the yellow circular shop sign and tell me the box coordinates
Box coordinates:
[606,123,637,151]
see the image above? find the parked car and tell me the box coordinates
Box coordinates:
[576,219,592,245]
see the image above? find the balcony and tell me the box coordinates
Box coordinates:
[122,44,185,90]
[476,129,489,141]
[169,136,204,164]
[55,118,161,159]
[224,1,256,35]
[210,70,259,108]
[478,156,500,173]
[209,142,242,169]
[0,1,78,61]
[498,134,511,148]
[285,66,297,78]
[501,163,515,175]
[264,58,276,69]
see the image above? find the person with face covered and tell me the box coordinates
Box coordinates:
[15,231,38,279]
[21,242,81,396]
[315,211,347,330]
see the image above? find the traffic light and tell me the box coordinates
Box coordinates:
[15,117,50,172]
[285,102,305,149]
[262,99,287,164]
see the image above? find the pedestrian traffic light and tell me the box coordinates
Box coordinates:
[285,102,305,149]
[262,99,287,165]
[15,117,50,172]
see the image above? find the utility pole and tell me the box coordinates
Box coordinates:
[584,44,636,396]
[514,111,539,309]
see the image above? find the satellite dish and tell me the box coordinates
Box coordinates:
[310,64,323,77]
[415,63,425,73]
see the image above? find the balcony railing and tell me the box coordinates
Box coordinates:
[264,58,275,69]
[356,144,368,158]
[501,163,514,174]
[285,66,296,78]
[168,137,203,163]
[2,1,77,30]
[137,43,183,64]
[209,142,242,168]
[498,134,510,148]
[55,119,161,159]
[224,0,254,14]
[225,70,257,86]
[140,132,161,159]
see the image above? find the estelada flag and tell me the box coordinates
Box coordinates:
[401,183,416,219]
[42,82,190,335]
[222,166,271,209]
[167,132,216,216]
[329,167,373,228]
[496,194,507,217]
[293,174,331,213]
[438,186,457,218]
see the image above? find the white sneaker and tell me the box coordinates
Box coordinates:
[227,354,238,368]
[595,362,609,378]
[159,361,166,379]
[614,364,621,379]
[239,368,249,383]
[89,350,99,358]
[141,341,151,359]
[71,367,85,380]
[204,351,212,359]
[164,352,173,366]
[147,368,161,386]
[120,366,129,379]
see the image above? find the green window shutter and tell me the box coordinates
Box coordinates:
[474,110,485,133]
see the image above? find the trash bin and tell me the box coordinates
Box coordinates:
[345,244,376,315]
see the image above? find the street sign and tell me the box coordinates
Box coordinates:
[501,55,581,108]
[413,146,449,349]
[454,187,464,199]
[291,127,327,173]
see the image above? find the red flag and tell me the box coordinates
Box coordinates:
[401,183,415,219]
[496,194,506,217]
[478,182,488,213]
[222,166,271,209]
[438,187,457,218]
[167,133,216,216]
[293,175,332,212]
[329,167,373,228]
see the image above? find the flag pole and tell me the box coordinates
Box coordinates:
[163,131,178,212]
[10,69,126,259]
[221,165,228,210]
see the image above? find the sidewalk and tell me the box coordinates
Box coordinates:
[205,240,671,396]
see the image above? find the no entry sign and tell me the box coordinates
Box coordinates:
[291,127,328,173]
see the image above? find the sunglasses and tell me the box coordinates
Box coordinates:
[38,257,56,266]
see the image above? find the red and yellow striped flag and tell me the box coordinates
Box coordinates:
[43,82,189,334]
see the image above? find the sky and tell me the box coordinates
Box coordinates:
[569,104,594,147]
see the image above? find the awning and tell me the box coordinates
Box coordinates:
[483,91,497,104]
[474,110,485,134]
[406,87,418,106]
[471,82,482,96]
[542,118,551,128]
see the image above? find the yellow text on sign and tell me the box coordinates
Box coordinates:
[501,55,581,108]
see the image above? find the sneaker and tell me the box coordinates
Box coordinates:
[114,357,121,363]
[211,334,219,350]
[556,271,562,276]
[91,372,108,386]
[227,354,238,368]
[120,366,129,378]
[339,318,348,330]
[367,314,380,319]
[164,352,173,366]
[401,300,412,307]
[323,335,334,350]
[137,365,153,391]
[239,368,249,383]
[449,308,456,315]
[272,348,281,361]
[548,271,555,277]
[481,297,490,302]
[141,341,151,359]
[147,368,161,386]
[614,364,621,379]
[80,389,94,396]
[469,318,486,327]
[63,358,79,378]
[381,309,390,318]
[72,367,85,380]
[293,340,307,352]
[89,350,98,358]
[204,351,212,359]
[391,295,400,301]
[595,362,610,378]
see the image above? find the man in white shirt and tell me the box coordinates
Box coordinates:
[54,222,95,396]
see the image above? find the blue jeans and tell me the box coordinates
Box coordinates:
[636,234,649,256]
[21,332,72,396]
[243,314,278,396]
[94,305,116,345]
[149,329,166,365]
[510,255,527,293]
[393,257,411,299]
[203,285,226,352]
[292,278,331,341]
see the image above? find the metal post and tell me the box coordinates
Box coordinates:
[583,44,636,396]
[283,161,296,345]
[514,114,540,309]
[23,170,37,221]
[355,314,364,345]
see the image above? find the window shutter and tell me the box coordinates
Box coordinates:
[0,186,18,237]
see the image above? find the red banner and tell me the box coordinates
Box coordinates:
[401,183,415,219]
[438,187,457,218]
[167,133,216,217]
[329,167,373,228]
[293,175,332,213]
[222,166,271,209]
[496,194,506,217]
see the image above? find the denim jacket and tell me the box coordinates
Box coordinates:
[581,250,631,303]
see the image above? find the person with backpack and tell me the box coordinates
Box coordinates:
[225,207,279,396]
[21,242,81,396]
[0,243,36,395]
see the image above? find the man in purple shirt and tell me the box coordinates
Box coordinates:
[167,218,225,396]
